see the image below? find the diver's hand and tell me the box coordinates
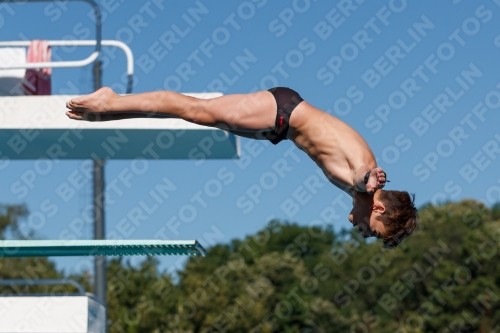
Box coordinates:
[365,168,387,194]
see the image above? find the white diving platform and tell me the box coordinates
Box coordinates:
[0,295,105,333]
[0,94,240,160]
[0,279,105,333]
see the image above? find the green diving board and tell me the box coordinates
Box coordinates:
[0,239,207,257]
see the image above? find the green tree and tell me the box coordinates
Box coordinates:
[491,202,500,220]
[106,257,179,333]
[0,204,64,295]
[2,200,499,333]
[139,201,500,333]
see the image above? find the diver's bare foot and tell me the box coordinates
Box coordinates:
[66,87,118,113]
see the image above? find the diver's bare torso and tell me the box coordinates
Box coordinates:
[287,102,378,195]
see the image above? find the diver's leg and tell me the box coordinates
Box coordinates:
[66,88,276,131]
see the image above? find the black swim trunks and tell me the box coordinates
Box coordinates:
[266,87,304,145]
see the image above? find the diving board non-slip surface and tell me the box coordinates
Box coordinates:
[0,239,207,257]
[0,94,240,160]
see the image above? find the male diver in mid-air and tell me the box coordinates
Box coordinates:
[65,87,417,248]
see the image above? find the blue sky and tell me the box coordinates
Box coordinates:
[1,0,500,275]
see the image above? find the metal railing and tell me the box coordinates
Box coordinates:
[1,0,101,70]
[0,279,86,296]
[0,40,134,93]
[0,278,104,304]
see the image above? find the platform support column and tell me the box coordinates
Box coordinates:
[93,60,107,313]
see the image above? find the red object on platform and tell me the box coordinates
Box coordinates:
[23,40,52,95]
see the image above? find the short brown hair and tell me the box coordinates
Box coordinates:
[376,190,418,249]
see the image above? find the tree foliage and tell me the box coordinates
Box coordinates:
[1,200,499,332]
[0,204,63,295]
